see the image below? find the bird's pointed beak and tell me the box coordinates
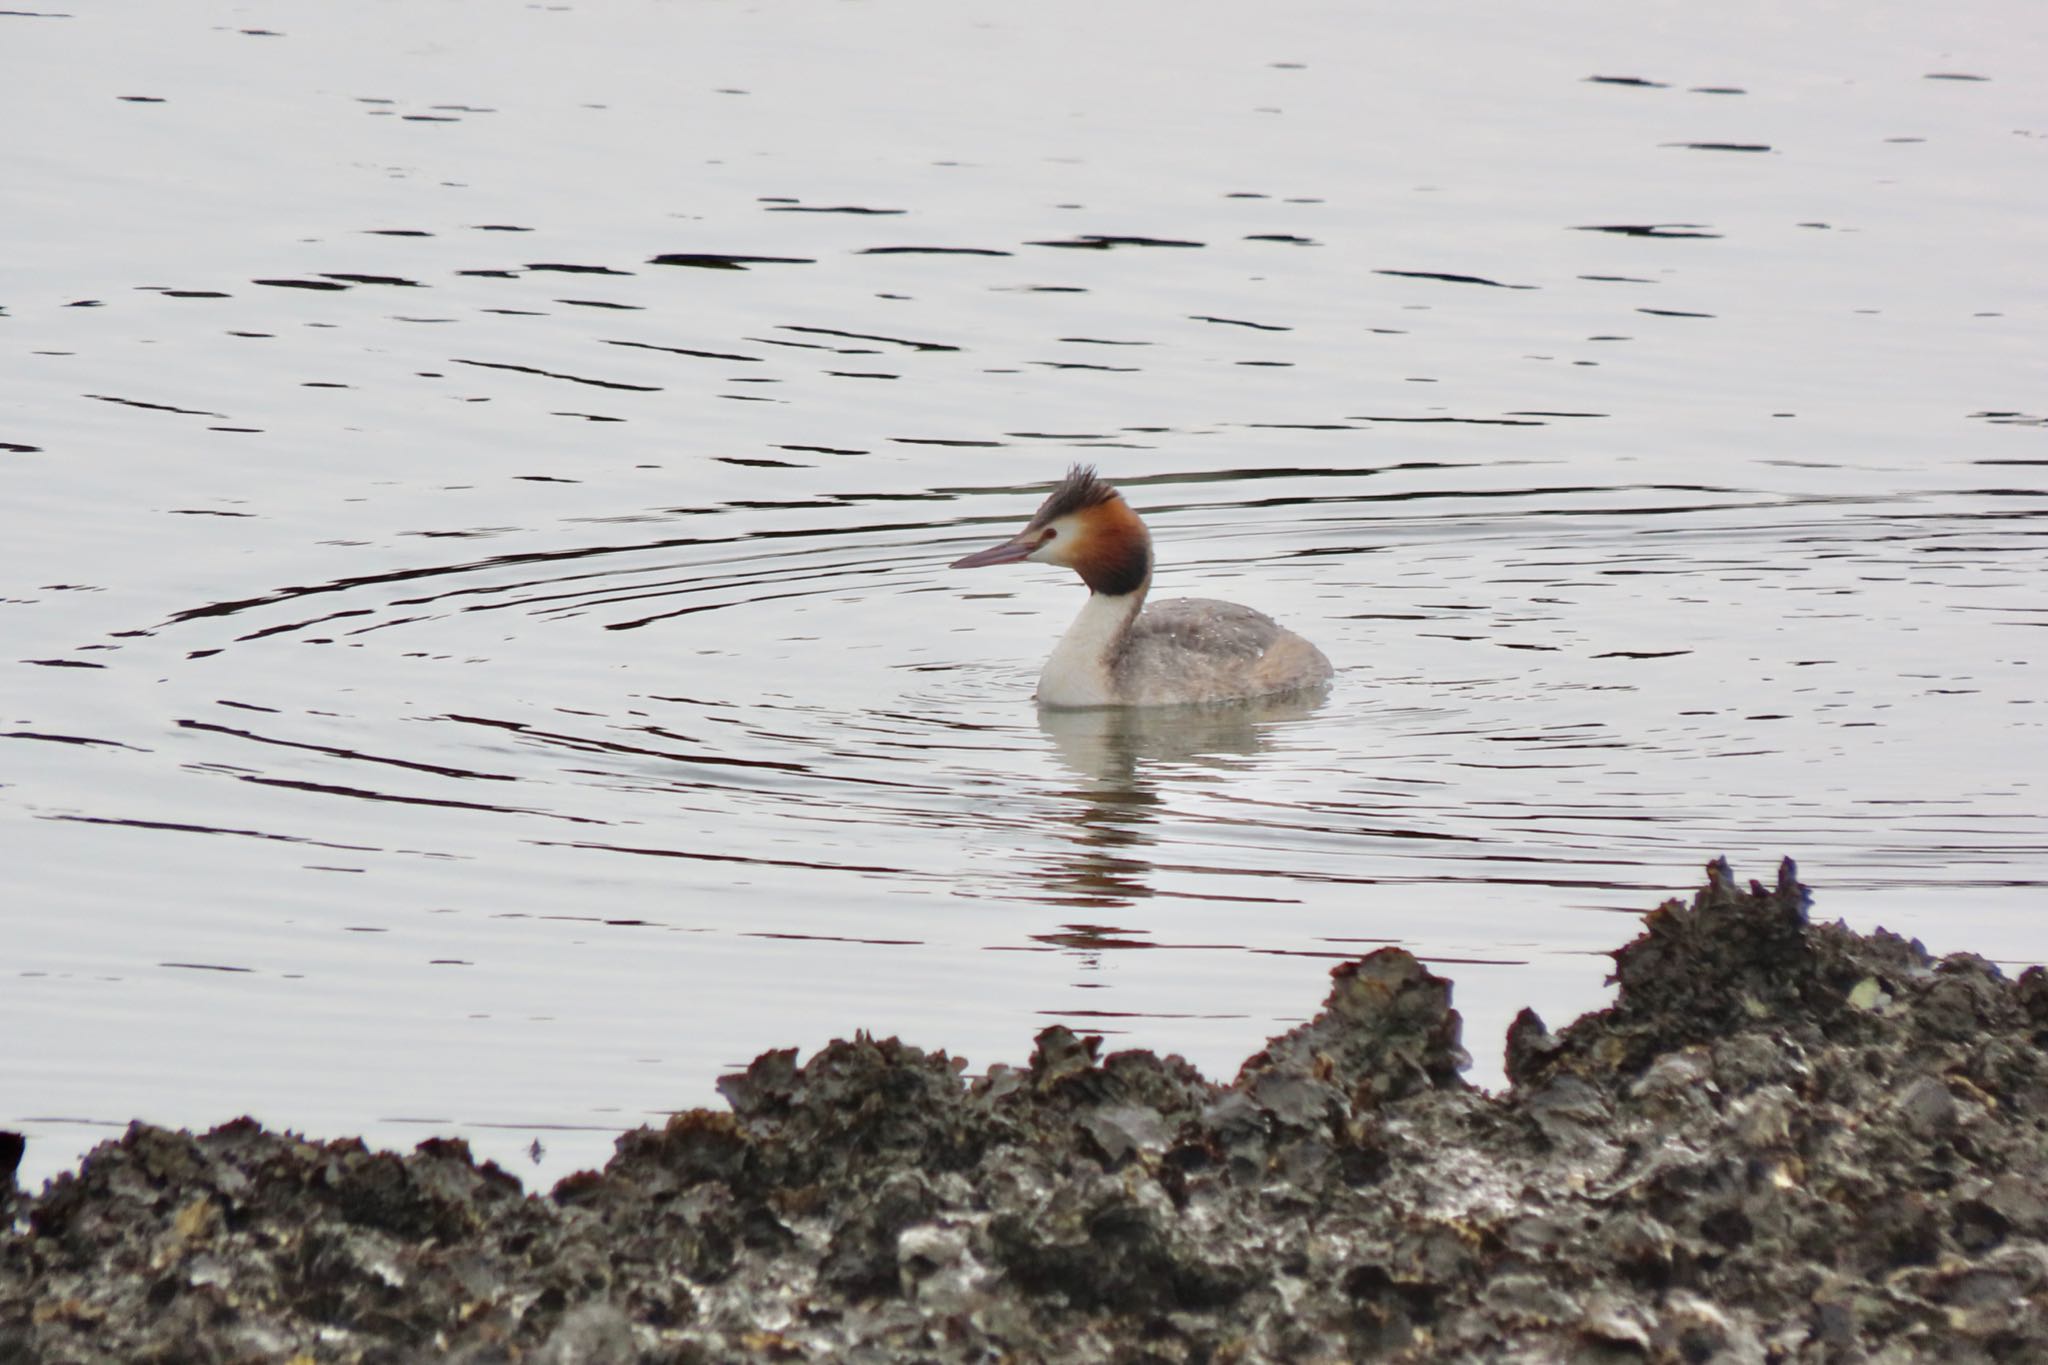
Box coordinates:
[950,530,1043,569]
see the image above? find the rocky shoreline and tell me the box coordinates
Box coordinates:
[6,860,2046,1363]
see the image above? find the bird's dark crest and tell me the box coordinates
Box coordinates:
[1028,464,1121,529]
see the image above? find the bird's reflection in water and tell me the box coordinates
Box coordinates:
[1029,692,1330,945]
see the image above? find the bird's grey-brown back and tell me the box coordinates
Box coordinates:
[1111,598,1332,707]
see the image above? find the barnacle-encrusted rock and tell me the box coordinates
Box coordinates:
[5,859,2047,1362]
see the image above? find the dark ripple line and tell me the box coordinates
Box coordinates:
[2,730,145,749]
[235,607,374,642]
[474,554,894,619]
[451,358,660,392]
[177,719,519,781]
[604,339,762,363]
[319,272,420,287]
[1029,235,1203,250]
[857,245,1011,256]
[85,393,225,418]
[1347,415,1545,427]
[1577,224,1721,238]
[1033,361,1141,372]
[448,714,937,794]
[1376,269,1537,290]
[780,324,959,352]
[157,520,896,627]
[603,579,868,631]
[747,931,923,946]
[47,813,380,851]
[166,554,603,624]
[232,773,600,821]
[534,837,923,877]
[1191,315,1291,331]
[647,252,815,269]
[764,204,905,215]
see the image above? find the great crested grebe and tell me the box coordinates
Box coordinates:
[950,465,1333,709]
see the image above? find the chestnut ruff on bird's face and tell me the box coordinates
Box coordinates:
[949,465,1152,597]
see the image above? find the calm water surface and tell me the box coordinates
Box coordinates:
[4,0,2044,1189]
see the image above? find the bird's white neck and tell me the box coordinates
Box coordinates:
[1036,576,1150,709]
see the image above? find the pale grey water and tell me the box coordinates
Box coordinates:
[4,0,2044,1191]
